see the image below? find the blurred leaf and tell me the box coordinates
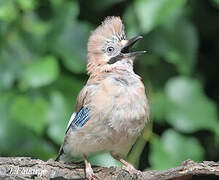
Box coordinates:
[51,21,91,73]
[20,137,57,160]
[0,92,14,150]
[0,21,9,36]
[0,34,33,90]
[135,0,186,33]
[123,5,140,37]
[48,1,90,73]
[0,92,55,159]
[47,91,71,144]
[50,0,79,19]
[0,0,18,22]
[151,91,170,123]
[212,0,219,7]
[149,129,204,170]
[165,76,219,134]
[21,56,59,88]
[89,152,121,168]
[0,32,37,62]
[164,20,198,75]
[21,13,51,53]
[17,0,37,12]
[48,0,79,44]
[127,123,153,168]
[93,0,124,10]
[0,64,15,91]
[146,17,198,75]
[10,95,49,135]
[149,136,169,170]
[48,76,84,144]
[54,75,84,109]
[127,137,145,168]
[23,15,50,36]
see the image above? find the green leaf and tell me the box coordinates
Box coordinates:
[127,134,148,168]
[54,75,83,109]
[21,137,57,160]
[10,95,49,135]
[149,129,204,170]
[50,0,79,19]
[123,5,140,37]
[164,20,198,75]
[0,93,55,158]
[17,0,37,12]
[22,56,59,88]
[48,1,89,73]
[0,0,18,22]
[21,13,51,44]
[165,76,219,134]
[93,0,124,10]
[0,33,37,91]
[212,0,219,7]
[47,91,71,144]
[150,91,170,123]
[88,152,121,168]
[135,0,186,33]
[145,17,198,75]
[51,21,91,74]
[0,92,14,151]
[0,92,32,153]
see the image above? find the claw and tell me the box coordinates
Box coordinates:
[87,173,100,180]
[122,164,142,177]
[86,166,100,180]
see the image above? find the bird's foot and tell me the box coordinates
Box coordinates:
[85,164,100,180]
[110,153,142,178]
[84,154,100,180]
[122,164,142,177]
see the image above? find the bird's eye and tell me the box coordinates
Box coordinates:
[107,47,114,53]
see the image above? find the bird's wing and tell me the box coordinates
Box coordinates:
[66,112,76,132]
[56,86,90,161]
[65,106,90,134]
[65,85,90,133]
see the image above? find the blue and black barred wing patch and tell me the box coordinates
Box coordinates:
[65,106,90,133]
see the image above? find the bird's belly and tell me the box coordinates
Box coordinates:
[90,87,147,155]
[64,80,148,158]
[105,97,147,155]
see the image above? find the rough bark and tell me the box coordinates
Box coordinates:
[0,157,218,180]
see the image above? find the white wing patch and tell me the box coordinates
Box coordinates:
[66,112,76,131]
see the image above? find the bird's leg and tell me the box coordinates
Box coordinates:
[111,153,141,176]
[111,153,135,169]
[83,154,100,180]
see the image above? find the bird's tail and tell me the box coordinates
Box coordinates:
[55,148,64,161]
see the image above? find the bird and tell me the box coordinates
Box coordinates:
[56,16,149,179]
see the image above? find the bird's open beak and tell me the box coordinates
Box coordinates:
[121,35,146,58]
[108,35,146,64]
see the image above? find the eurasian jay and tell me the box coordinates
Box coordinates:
[56,16,149,179]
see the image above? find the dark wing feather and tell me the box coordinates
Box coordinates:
[56,106,90,161]
[65,106,90,133]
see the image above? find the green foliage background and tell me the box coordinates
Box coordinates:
[0,0,219,170]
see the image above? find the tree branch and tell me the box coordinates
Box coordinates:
[0,157,218,179]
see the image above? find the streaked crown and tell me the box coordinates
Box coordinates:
[87,16,126,74]
[87,16,145,76]
[88,16,126,53]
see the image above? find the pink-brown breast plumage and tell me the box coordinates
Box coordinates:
[63,68,149,158]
